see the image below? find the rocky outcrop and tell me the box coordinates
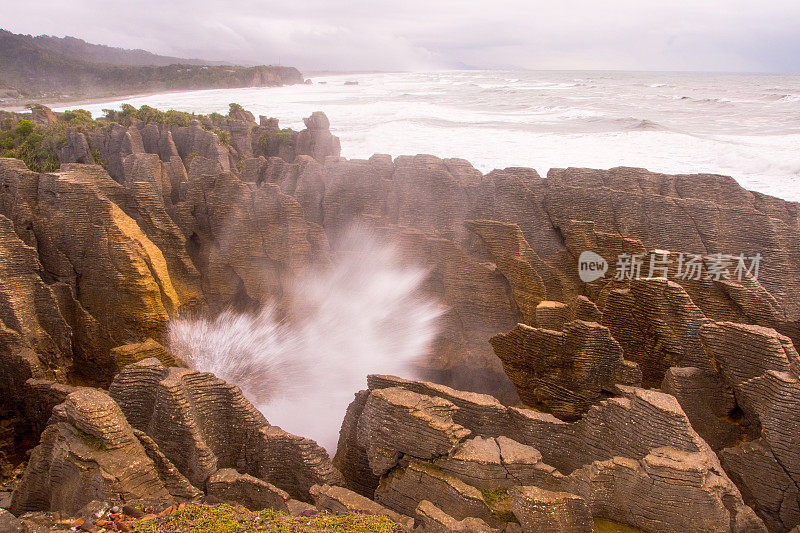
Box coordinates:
[509,486,592,533]
[356,387,470,475]
[465,220,547,324]
[661,366,741,451]
[29,105,57,126]
[10,388,176,515]
[10,360,342,516]
[109,358,341,500]
[374,458,497,525]
[490,320,641,419]
[171,121,231,173]
[108,338,183,374]
[339,374,765,532]
[171,169,326,309]
[0,215,73,399]
[296,112,341,163]
[309,483,412,528]
[0,161,181,384]
[3,106,800,530]
[206,468,290,512]
[414,500,497,532]
[700,322,800,531]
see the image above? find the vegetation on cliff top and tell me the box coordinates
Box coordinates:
[0,103,251,171]
[131,505,402,533]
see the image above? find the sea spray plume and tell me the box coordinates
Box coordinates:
[168,226,442,452]
[168,305,307,405]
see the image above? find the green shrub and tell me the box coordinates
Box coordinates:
[164,109,194,127]
[228,102,244,116]
[15,119,34,137]
[62,109,93,124]
[214,129,231,146]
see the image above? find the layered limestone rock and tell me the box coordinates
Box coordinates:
[29,104,57,126]
[3,107,800,529]
[109,358,341,500]
[602,278,712,386]
[54,163,202,309]
[59,127,94,164]
[546,167,800,345]
[108,338,184,374]
[0,160,180,380]
[490,320,641,419]
[414,500,498,532]
[171,170,326,309]
[9,388,178,514]
[86,124,146,182]
[333,389,379,497]
[534,301,571,331]
[721,439,800,532]
[356,386,471,475]
[509,486,592,533]
[560,447,759,533]
[431,436,554,490]
[661,366,741,451]
[0,215,73,399]
[395,227,521,400]
[340,374,765,533]
[296,112,341,163]
[701,322,800,531]
[206,468,290,512]
[374,458,497,525]
[170,121,231,173]
[465,220,547,324]
[309,484,412,528]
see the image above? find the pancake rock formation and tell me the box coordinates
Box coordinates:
[1,104,800,531]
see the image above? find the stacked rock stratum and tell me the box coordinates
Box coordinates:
[0,104,799,531]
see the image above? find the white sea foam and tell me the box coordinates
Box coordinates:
[54,70,800,201]
[168,226,442,452]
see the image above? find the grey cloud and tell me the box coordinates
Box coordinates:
[3,0,799,72]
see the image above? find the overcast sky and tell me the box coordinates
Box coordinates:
[4,0,800,72]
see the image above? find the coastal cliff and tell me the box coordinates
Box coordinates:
[0,104,798,531]
[0,29,304,105]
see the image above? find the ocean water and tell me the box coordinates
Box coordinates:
[54,71,800,201]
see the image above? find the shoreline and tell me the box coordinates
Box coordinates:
[0,88,235,113]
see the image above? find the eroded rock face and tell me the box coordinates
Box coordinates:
[0,215,72,399]
[171,170,326,309]
[356,387,470,475]
[375,458,496,525]
[296,112,341,163]
[0,160,180,380]
[602,278,712,386]
[414,500,498,532]
[700,322,800,531]
[465,220,547,324]
[206,468,290,512]
[490,320,641,419]
[109,358,341,500]
[108,338,184,374]
[337,374,765,533]
[509,486,592,533]
[10,388,175,515]
[309,484,412,528]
